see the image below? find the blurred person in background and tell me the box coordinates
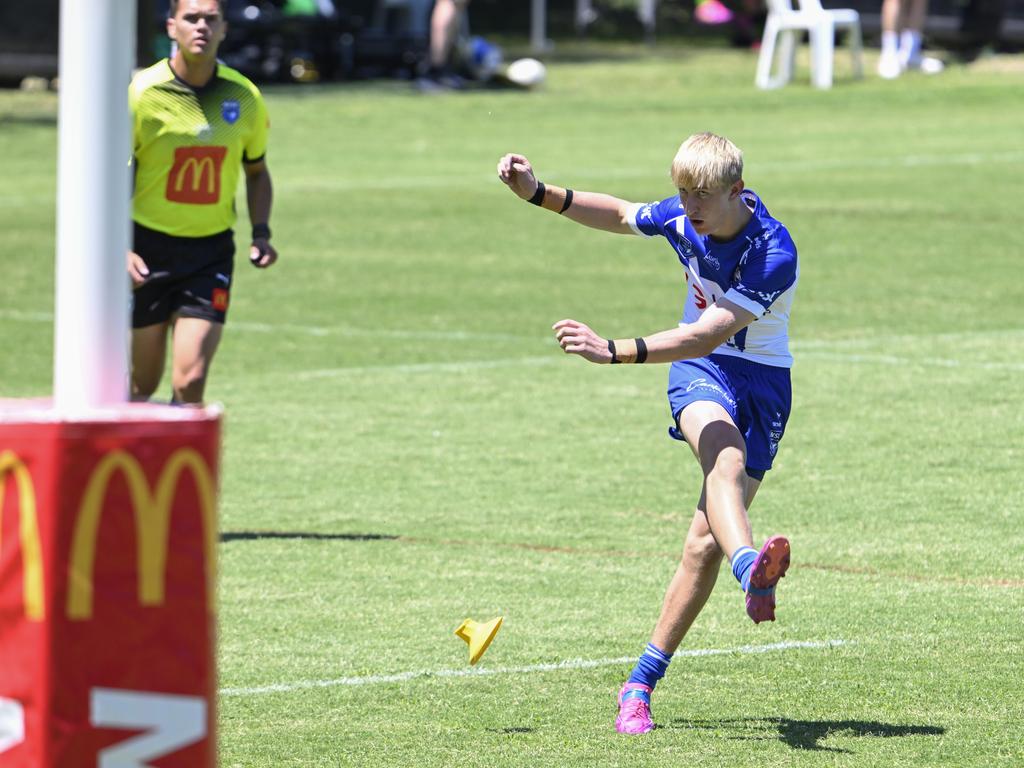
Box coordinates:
[878,0,945,77]
[417,0,471,91]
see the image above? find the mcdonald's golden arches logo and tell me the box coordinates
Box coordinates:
[165,145,227,205]
[66,448,217,621]
[0,451,44,621]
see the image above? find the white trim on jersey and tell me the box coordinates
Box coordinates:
[625,202,654,237]
[721,288,765,319]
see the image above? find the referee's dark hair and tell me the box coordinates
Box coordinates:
[169,0,226,17]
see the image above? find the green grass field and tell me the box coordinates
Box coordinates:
[2,42,1023,766]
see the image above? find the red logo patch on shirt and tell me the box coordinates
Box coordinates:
[166,145,227,205]
[212,288,230,311]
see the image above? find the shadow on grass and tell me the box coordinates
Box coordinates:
[668,717,945,753]
[0,114,57,127]
[485,727,534,734]
[220,530,398,543]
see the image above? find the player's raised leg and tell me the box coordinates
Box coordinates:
[651,473,767,653]
[170,316,223,404]
[131,322,169,401]
[677,401,789,623]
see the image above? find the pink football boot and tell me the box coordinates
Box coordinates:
[745,535,791,624]
[615,683,655,734]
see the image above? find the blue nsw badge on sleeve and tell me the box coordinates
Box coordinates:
[221,99,240,124]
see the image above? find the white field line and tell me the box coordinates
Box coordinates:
[4,309,1021,375]
[276,151,1024,192]
[294,348,1024,378]
[7,152,1020,202]
[8,150,1018,200]
[795,350,1024,372]
[219,639,848,697]
[295,356,557,379]
[0,309,525,342]
[5,308,1022,348]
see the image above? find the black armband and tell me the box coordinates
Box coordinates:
[634,337,648,364]
[528,182,546,206]
[560,188,574,214]
[252,223,271,240]
[608,337,647,364]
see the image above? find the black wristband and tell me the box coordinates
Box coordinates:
[528,182,546,206]
[634,337,648,364]
[252,223,271,240]
[608,338,620,364]
[559,189,574,214]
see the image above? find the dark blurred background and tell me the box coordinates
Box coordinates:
[1,0,1021,86]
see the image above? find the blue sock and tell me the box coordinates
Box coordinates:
[626,643,673,690]
[731,546,758,592]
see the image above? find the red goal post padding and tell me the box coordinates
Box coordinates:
[0,401,220,767]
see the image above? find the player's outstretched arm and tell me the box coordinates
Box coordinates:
[497,152,636,235]
[553,300,756,365]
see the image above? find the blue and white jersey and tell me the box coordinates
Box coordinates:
[627,190,798,368]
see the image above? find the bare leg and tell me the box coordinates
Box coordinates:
[429,0,464,70]
[879,0,903,77]
[615,401,765,734]
[651,476,761,654]
[170,316,223,404]
[881,0,901,33]
[903,0,928,30]
[650,400,762,653]
[678,400,754,558]
[131,322,170,401]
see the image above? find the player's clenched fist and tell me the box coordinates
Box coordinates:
[497,153,539,201]
[553,319,613,364]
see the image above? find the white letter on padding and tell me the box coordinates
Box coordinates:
[91,688,206,767]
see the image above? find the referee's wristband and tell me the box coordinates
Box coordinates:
[608,337,648,364]
[252,223,271,241]
[528,182,574,215]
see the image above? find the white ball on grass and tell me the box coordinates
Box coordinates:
[505,58,547,88]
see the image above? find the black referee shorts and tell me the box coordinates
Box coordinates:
[131,223,235,329]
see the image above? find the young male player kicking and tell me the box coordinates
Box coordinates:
[497,133,797,735]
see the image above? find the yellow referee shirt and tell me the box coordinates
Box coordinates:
[130,60,269,238]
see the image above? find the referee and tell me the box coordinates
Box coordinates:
[128,0,278,404]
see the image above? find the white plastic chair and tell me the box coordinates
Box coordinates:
[755,0,863,89]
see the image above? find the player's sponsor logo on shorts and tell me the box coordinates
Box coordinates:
[215,273,230,285]
[212,288,229,311]
[221,99,240,124]
[684,377,736,407]
[166,146,227,205]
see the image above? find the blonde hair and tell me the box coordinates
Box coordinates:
[670,132,744,191]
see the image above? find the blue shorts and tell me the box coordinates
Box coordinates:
[667,354,792,477]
